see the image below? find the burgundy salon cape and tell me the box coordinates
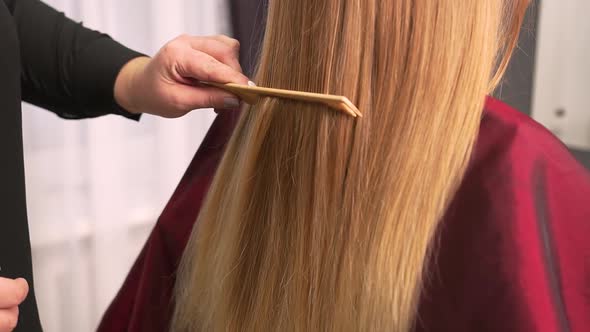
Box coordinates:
[97,98,590,332]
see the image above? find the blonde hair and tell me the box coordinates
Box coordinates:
[172,0,529,331]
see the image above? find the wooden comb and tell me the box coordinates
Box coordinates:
[202,82,362,118]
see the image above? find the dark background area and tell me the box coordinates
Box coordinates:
[230,0,590,169]
[229,0,267,77]
[498,3,590,168]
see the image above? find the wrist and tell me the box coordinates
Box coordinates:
[114,57,151,114]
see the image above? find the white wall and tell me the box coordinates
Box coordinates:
[532,0,590,150]
[22,1,231,331]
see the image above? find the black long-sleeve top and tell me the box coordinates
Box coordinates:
[0,1,143,330]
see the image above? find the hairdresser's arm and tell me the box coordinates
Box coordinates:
[6,0,142,119]
[5,0,248,119]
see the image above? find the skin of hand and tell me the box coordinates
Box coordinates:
[0,277,29,332]
[114,34,250,118]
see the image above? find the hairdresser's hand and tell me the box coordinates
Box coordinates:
[0,277,28,332]
[114,35,250,118]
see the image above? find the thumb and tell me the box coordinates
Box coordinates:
[176,85,243,110]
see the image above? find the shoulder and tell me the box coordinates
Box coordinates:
[453,97,590,223]
[469,97,589,185]
[460,97,590,221]
[482,97,581,165]
[420,98,590,331]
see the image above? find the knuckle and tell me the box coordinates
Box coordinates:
[227,37,240,51]
[213,34,239,48]
[163,40,183,56]
[227,37,241,50]
[176,33,190,41]
[161,44,175,58]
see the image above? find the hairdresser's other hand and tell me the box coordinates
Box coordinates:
[114,35,249,118]
[0,277,28,332]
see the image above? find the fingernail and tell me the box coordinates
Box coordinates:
[248,81,257,87]
[224,97,240,109]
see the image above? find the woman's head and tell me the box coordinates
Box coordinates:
[173,1,529,331]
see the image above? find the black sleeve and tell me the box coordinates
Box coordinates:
[4,0,144,120]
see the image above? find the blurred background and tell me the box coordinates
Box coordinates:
[499,1,590,167]
[21,0,588,331]
[23,0,229,331]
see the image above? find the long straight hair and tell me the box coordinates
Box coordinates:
[173,1,529,331]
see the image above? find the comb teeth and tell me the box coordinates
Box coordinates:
[201,82,362,118]
[342,97,363,117]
